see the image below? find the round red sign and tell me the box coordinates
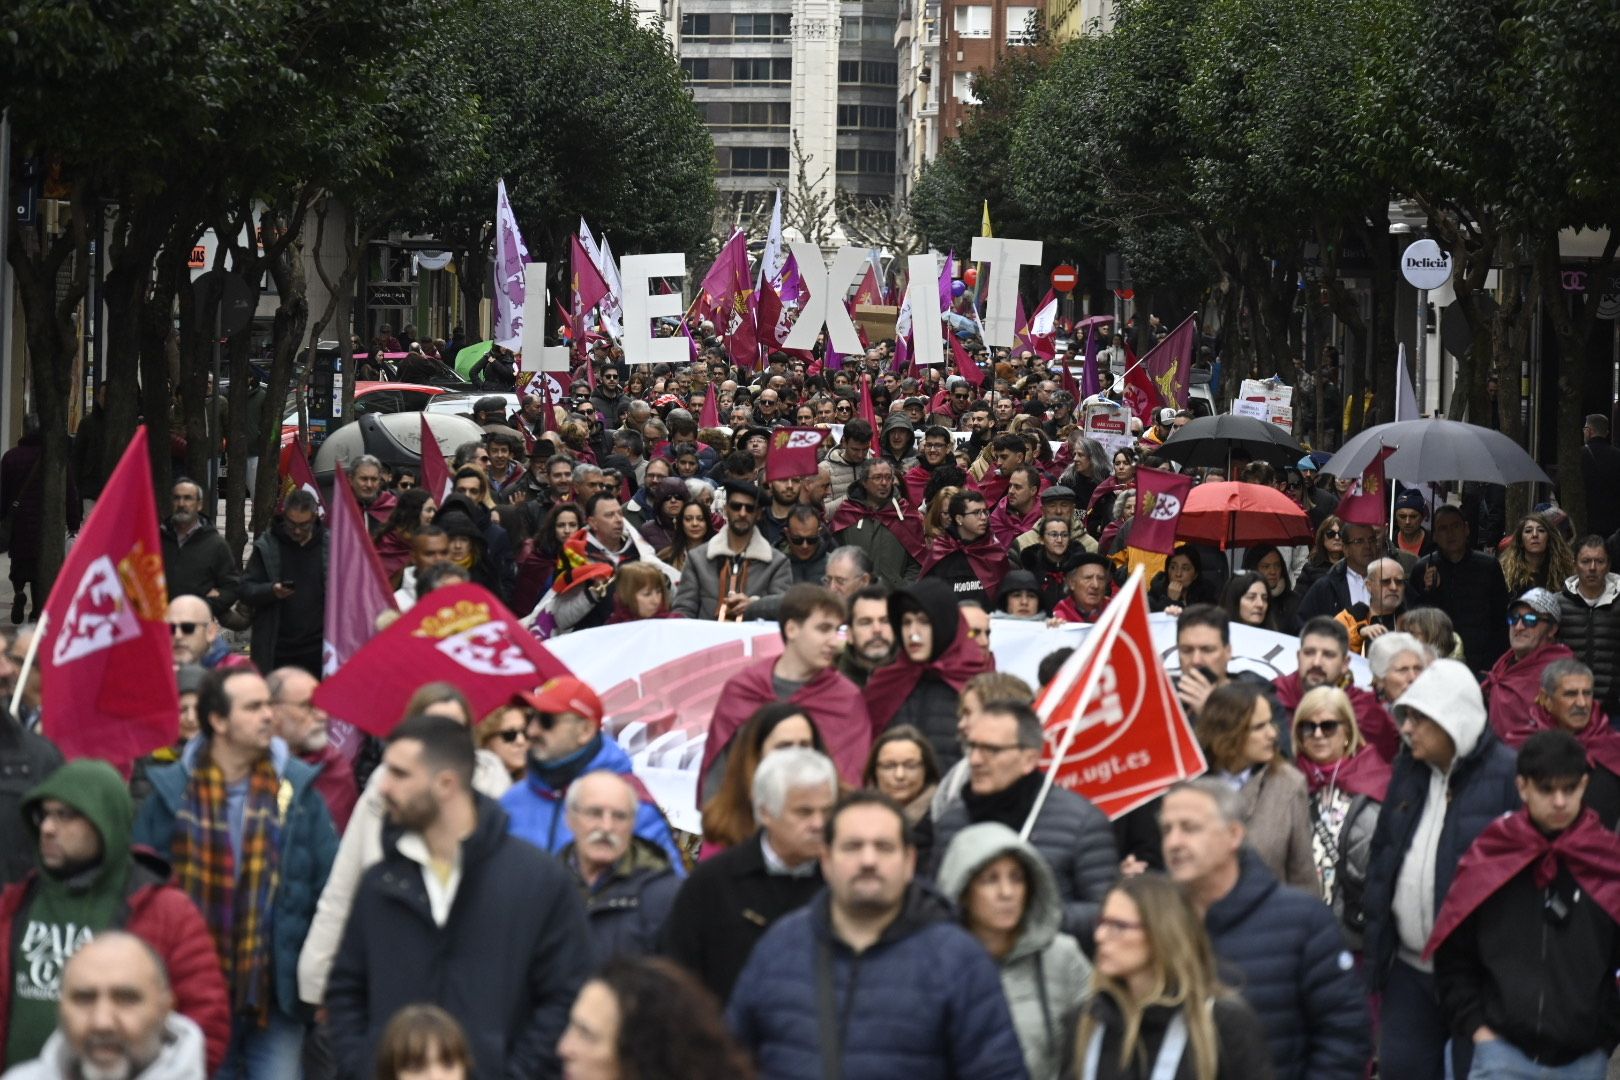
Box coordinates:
[1051,264,1079,293]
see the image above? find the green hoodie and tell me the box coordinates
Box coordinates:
[5,759,134,1064]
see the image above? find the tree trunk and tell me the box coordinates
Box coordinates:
[251,222,310,537]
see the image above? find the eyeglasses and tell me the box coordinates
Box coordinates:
[822,574,860,590]
[1506,612,1547,628]
[168,622,201,636]
[959,738,1023,758]
[727,502,759,514]
[1298,720,1342,738]
[876,760,925,774]
[494,729,528,744]
[1096,917,1144,936]
[788,535,819,547]
[959,508,989,518]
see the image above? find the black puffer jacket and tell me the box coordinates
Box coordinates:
[1559,575,1620,711]
[0,716,63,886]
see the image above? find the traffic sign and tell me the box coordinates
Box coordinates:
[1051,264,1079,293]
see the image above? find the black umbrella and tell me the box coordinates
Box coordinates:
[1153,414,1306,472]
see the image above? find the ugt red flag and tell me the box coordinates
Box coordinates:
[1139,314,1198,410]
[1335,445,1395,527]
[766,428,826,482]
[41,428,177,769]
[1130,466,1194,555]
[419,414,454,502]
[322,468,399,760]
[1034,572,1206,820]
[313,582,572,737]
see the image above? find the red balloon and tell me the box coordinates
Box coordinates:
[962,267,979,288]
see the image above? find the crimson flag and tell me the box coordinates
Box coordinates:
[697,231,747,326]
[858,375,878,430]
[1122,345,1157,425]
[313,583,573,737]
[1033,572,1206,820]
[950,333,985,388]
[1139,314,1198,410]
[571,234,611,360]
[699,389,720,429]
[41,428,177,770]
[323,468,398,760]
[756,275,786,350]
[1335,446,1395,527]
[855,264,883,306]
[419,414,454,502]
[278,441,325,516]
[1130,467,1194,555]
[766,428,826,482]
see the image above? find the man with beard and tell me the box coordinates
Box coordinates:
[987,464,1043,549]
[672,481,791,621]
[838,585,894,689]
[1272,616,1400,761]
[918,491,1007,607]
[160,479,240,621]
[165,595,233,669]
[757,473,803,548]
[327,714,590,1080]
[2,933,210,1080]
[701,586,872,795]
[830,459,925,590]
[559,771,679,968]
[1513,658,1620,827]
[240,490,328,676]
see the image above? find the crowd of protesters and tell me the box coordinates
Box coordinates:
[1,325,1619,1080]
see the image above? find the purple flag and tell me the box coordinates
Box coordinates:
[1082,324,1102,399]
[776,251,804,306]
[323,467,399,761]
[938,249,956,313]
[492,179,528,349]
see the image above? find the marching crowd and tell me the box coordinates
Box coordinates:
[1,334,1620,1080]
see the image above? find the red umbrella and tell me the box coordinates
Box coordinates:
[1177,481,1312,550]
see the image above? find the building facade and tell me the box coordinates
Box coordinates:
[1044,0,1115,42]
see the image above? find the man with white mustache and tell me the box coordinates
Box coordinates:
[559,771,680,968]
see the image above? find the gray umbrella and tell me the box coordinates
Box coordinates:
[1321,419,1549,485]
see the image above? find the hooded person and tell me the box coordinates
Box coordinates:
[0,761,231,1072]
[434,494,510,603]
[1361,659,1521,1080]
[936,822,1092,1080]
[994,569,1048,621]
[878,412,918,471]
[863,580,995,773]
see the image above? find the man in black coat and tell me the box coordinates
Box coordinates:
[1294,519,1379,627]
[326,714,590,1080]
[1581,414,1620,538]
[660,747,837,1002]
[159,478,241,621]
[1408,504,1511,676]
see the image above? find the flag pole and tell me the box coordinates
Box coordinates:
[1020,569,1142,841]
[10,610,47,720]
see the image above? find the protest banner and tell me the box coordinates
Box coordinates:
[1082,401,1135,459]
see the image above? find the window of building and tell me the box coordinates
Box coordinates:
[839,60,897,86]
[1006,6,1037,43]
[719,101,791,128]
[842,16,897,42]
[955,5,992,37]
[680,12,711,39]
[953,71,979,103]
[732,58,792,82]
[727,146,790,176]
[836,148,896,174]
[734,13,791,38]
[680,57,710,81]
[837,104,898,131]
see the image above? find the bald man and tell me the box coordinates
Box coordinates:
[1338,557,1407,655]
[5,931,207,1079]
[165,595,228,669]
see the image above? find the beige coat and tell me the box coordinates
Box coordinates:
[1239,761,1320,894]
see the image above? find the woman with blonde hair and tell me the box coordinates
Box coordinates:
[1194,682,1317,890]
[1291,686,1389,934]
[1076,875,1271,1079]
[1499,510,1575,594]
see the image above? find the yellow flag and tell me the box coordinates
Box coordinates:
[981,200,993,238]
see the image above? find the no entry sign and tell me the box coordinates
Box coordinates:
[1051,264,1079,293]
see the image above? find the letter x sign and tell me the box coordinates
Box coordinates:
[781,243,871,356]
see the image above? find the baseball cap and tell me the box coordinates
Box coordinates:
[516,676,603,725]
[1156,407,1177,425]
[1509,588,1562,624]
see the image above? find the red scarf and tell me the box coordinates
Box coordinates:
[863,612,994,731]
[1522,701,1620,775]
[830,493,928,560]
[1425,807,1620,959]
[918,532,1009,599]
[1296,744,1392,801]
[1051,596,1107,624]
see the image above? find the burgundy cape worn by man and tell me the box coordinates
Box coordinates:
[1296,744,1392,801]
[829,491,927,561]
[1274,671,1401,763]
[1424,806,1620,961]
[699,659,872,794]
[1516,701,1620,770]
[917,528,1010,601]
[1483,640,1577,747]
[988,498,1043,550]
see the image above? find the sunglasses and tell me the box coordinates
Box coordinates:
[1323,530,1343,540]
[495,729,528,744]
[168,622,201,636]
[527,711,563,731]
[788,535,818,547]
[1299,720,1342,737]
[396,480,416,490]
[727,502,759,513]
[1506,612,1548,628]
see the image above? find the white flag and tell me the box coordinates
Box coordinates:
[1031,294,1058,336]
[599,236,625,339]
[762,189,786,287]
[492,180,528,350]
[1395,343,1420,421]
[895,285,913,340]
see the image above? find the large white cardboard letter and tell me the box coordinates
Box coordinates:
[781,243,869,356]
[908,252,945,367]
[971,237,1043,347]
[621,253,688,367]
[518,263,570,373]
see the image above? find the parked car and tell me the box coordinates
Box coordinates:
[280,381,453,448]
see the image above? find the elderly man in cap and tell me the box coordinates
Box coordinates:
[499,676,683,871]
[1483,588,1577,748]
[1051,553,1114,623]
[1012,485,1100,559]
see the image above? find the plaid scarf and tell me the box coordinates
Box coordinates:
[173,756,284,1024]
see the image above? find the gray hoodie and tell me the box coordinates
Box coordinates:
[2,1013,207,1080]
[1388,658,1486,969]
[937,822,1093,1080]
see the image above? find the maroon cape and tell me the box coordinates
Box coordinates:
[1296,744,1392,801]
[863,611,994,731]
[374,528,413,583]
[1484,641,1578,747]
[698,658,872,794]
[1273,671,1401,764]
[988,499,1043,549]
[903,464,935,508]
[1425,807,1620,960]
[1517,701,1620,775]
[917,532,1010,600]
[970,469,1010,511]
[830,495,928,561]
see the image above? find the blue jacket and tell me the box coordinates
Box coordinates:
[500,735,684,874]
[1204,849,1369,1080]
[727,885,1029,1080]
[1361,727,1520,990]
[131,737,338,1019]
